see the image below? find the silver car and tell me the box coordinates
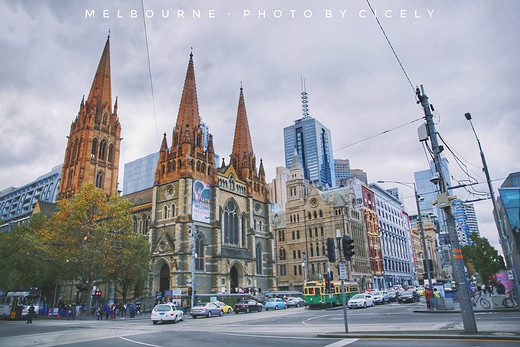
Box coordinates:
[190,302,223,318]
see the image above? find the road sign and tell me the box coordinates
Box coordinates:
[339,261,347,280]
[507,270,514,280]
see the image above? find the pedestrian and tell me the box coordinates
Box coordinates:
[481,283,487,295]
[497,281,506,295]
[110,303,116,320]
[182,299,188,314]
[95,305,101,320]
[425,287,432,310]
[105,304,110,320]
[136,301,141,316]
[26,304,35,324]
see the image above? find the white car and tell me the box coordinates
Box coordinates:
[151,303,184,324]
[370,290,388,304]
[348,294,374,309]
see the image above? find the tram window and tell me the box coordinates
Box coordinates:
[315,288,320,296]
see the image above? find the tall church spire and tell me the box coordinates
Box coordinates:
[86,35,112,115]
[175,52,200,130]
[231,85,254,167]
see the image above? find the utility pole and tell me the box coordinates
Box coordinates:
[191,226,198,309]
[302,252,307,284]
[417,85,477,333]
[336,229,349,333]
[465,113,520,304]
[414,186,433,292]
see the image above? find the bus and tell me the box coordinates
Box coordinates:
[0,289,41,320]
[304,281,359,308]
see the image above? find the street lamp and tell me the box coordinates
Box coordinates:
[377,180,433,292]
[464,112,520,302]
[302,251,307,284]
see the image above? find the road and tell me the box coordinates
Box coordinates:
[1,299,519,346]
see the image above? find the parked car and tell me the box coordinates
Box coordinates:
[212,301,233,313]
[398,290,420,303]
[190,302,223,318]
[387,289,398,302]
[347,294,374,309]
[234,300,263,314]
[265,298,287,310]
[286,297,305,307]
[151,303,184,325]
[371,291,388,304]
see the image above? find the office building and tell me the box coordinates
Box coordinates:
[334,159,350,186]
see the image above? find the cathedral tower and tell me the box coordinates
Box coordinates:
[58,35,121,199]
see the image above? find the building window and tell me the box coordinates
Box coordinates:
[293,250,297,259]
[99,140,107,160]
[163,206,168,219]
[95,170,103,188]
[171,203,176,218]
[292,231,295,240]
[224,200,239,245]
[102,112,107,125]
[296,230,300,239]
[108,144,114,163]
[195,235,205,271]
[242,214,247,246]
[91,138,98,158]
[256,243,263,274]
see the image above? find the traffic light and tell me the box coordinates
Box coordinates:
[188,287,193,296]
[323,273,331,293]
[94,290,102,298]
[342,235,355,260]
[326,237,336,263]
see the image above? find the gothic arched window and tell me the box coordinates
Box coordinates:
[163,205,168,219]
[91,138,98,158]
[241,214,247,247]
[99,140,107,161]
[195,235,205,271]
[95,170,103,188]
[102,112,108,125]
[224,200,239,245]
[171,203,176,218]
[108,143,114,163]
[256,243,263,274]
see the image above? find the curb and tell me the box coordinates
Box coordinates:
[413,308,520,314]
[317,332,520,341]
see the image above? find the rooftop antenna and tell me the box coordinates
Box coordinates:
[301,76,310,118]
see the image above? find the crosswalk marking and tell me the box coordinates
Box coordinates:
[324,338,360,346]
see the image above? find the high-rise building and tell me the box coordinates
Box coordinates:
[58,36,121,200]
[283,97,335,188]
[414,158,451,217]
[350,169,368,186]
[334,159,350,186]
[452,200,479,245]
[268,166,290,211]
[123,152,160,196]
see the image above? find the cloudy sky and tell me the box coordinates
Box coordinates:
[1,1,519,252]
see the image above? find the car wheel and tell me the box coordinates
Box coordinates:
[219,310,223,316]
[227,309,231,314]
[258,306,262,312]
[181,315,184,321]
[235,311,239,314]
[274,306,278,310]
[246,307,250,313]
[363,303,367,308]
[207,311,212,318]
[152,321,158,325]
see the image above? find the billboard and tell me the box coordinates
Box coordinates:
[192,179,211,223]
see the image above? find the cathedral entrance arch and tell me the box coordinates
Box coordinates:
[159,263,170,295]
[230,265,240,293]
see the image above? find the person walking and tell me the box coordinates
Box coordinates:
[26,304,35,324]
[105,304,110,320]
[497,281,506,295]
[425,287,432,310]
[182,299,188,314]
[95,305,101,320]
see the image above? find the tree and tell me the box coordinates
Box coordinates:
[43,184,148,313]
[461,232,505,283]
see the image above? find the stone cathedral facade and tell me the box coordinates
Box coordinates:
[126,53,276,296]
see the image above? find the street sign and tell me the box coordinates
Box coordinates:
[507,270,514,280]
[339,261,347,280]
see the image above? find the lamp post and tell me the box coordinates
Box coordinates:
[190,226,199,309]
[377,181,433,292]
[302,252,307,284]
[464,112,520,303]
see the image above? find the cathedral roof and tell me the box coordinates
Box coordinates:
[176,52,200,131]
[290,149,302,170]
[86,35,112,112]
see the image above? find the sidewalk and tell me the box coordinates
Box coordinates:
[319,302,520,341]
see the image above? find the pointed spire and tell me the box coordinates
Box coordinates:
[175,52,200,131]
[160,132,168,151]
[81,95,85,106]
[87,36,112,114]
[290,148,303,170]
[114,96,118,113]
[259,159,265,176]
[231,85,254,163]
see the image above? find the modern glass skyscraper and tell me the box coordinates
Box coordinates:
[284,116,336,188]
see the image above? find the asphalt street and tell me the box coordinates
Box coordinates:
[1,299,519,346]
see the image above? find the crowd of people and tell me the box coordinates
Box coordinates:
[93,301,142,320]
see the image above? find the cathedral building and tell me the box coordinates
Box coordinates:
[58,36,121,200]
[126,52,276,296]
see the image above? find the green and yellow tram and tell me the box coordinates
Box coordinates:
[304,281,359,308]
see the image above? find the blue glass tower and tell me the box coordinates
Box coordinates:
[284,116,335,188]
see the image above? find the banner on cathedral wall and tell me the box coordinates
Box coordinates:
[192,179,211,223]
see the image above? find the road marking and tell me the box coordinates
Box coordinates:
[213,331,324,340]
[119,336,163,347]
[323,339,359,346]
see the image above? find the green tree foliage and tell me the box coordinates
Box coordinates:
[0,184,150,310]
[461,232,505,283]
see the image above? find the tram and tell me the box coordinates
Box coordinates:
[0,288,41,319]
[303,281,359,308]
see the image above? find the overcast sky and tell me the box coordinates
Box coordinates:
[1,0,519,253]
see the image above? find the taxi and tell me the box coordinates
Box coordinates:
[212,301,233,313]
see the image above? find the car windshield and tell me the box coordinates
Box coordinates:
[402,290,413,295]
[154,305,172,312]
[351,294,365,299]
[372,291,381,295]
[267,298,277,302]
